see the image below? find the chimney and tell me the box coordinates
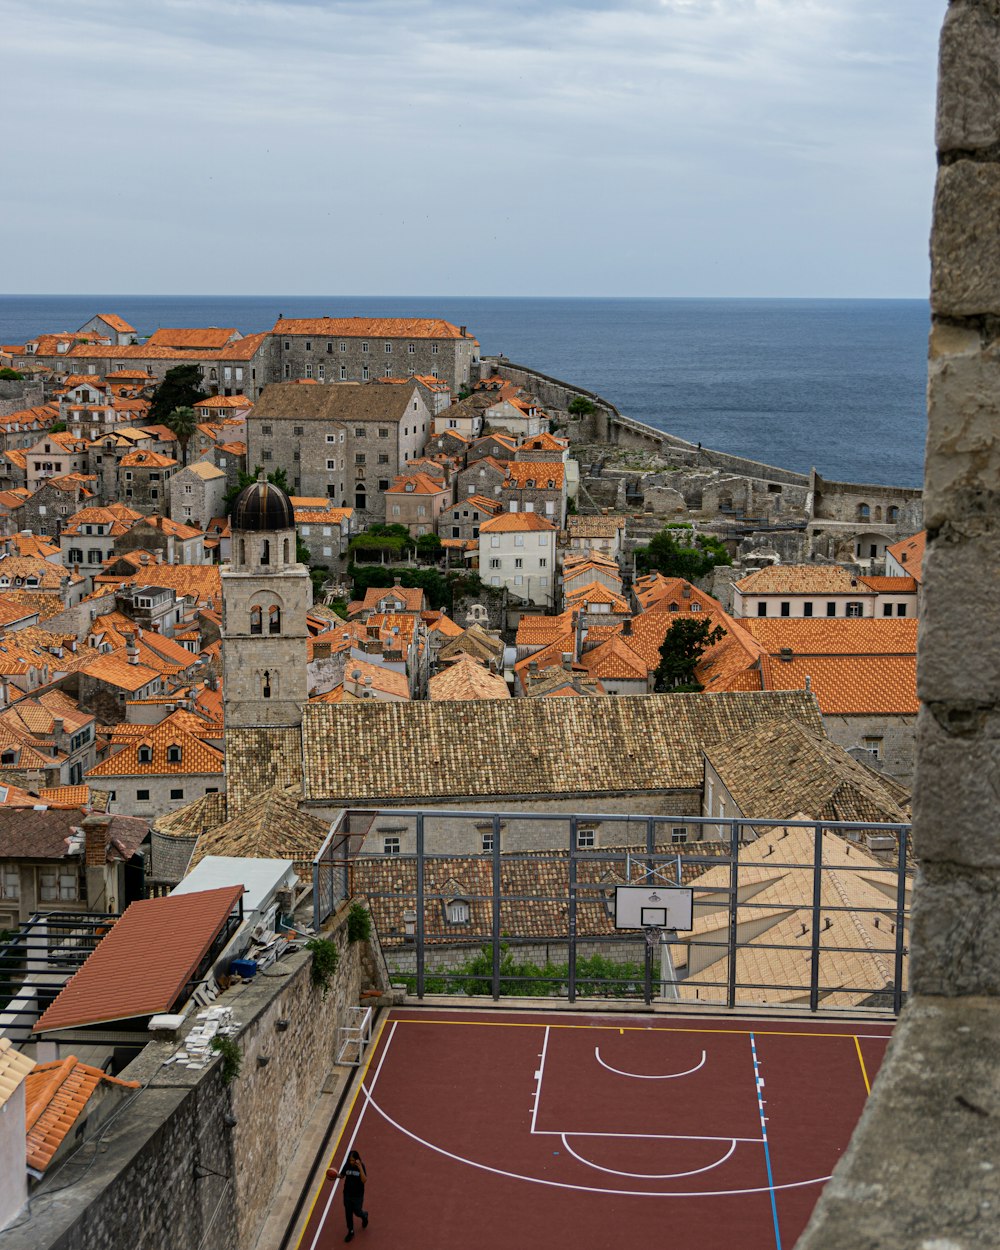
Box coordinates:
[529,660,538,674]
[126,633,139,665]
[459,325,467,336]
[622,618,632,637]
[393,576,401,587]
[561,653,573,671]
[52,717,64,741]
[682,584,691,598]
[779,647,794,663]
[139,552,149,565]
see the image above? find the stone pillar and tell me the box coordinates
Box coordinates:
[798,6,1000,1246]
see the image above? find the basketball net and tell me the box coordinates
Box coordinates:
[645,925,666,952]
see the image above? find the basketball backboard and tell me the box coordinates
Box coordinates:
[614,884,693,931]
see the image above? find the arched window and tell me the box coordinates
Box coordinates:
[138,744,152,763]
[262,670,272,699]
[250,606,263,635]
[888,505,899,523]
[875,505,883,521]
[268,605,281,635]
[858,503,870,520]
[283,538,290,564]
[239,538,246,565]
[166,744,182,763]
[355,487,367,510]
[261,538,271,566]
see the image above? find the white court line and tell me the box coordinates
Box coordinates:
[360,1083,830,1198]
[308,1019,398,1250]
[533,1129,763,1143]
[530,1024,550,1135]
[594,1046,706,1080]
[560,1132,737,1179]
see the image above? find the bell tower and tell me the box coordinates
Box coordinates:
[221,475,310,730]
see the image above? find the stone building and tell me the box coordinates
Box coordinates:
[221,477,310,732]
[500,460,567,527]
[268,317,479,393]
[246,381,433,523]
[85,722,225,818]
[115,515,205,565]
[454,455,507,503]
[385,472,452,536]
[441,494,501,542]
[478,511,557,607]
[10,477,95,539]
[169,461,228,531]
[117,449,177,514]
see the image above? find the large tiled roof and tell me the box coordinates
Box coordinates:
[885,530,926,580]
[503,461,565,488]
[154,789,229,838]
[25,1057,140,1172]
[437,623,504,665]
[429,656,510,701]
[145,327,240,350]
[633,574,724,614]
[0,807,85,859]
[79,652,161,692]
[93,563,221,606]
[298,691,823,803]
[87,724,224,778]
[566,514,627,538]
[705,719,909,824]
[578,635,649,681]
[33,886,244,1032]
[478,512,556,534]
[252,381,416,424]
[387,472,448,496]
[189,786,328,871]
[741,617,918,655]
[273,316,470,339]
[734,565,872,595]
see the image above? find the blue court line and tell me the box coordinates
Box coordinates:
[750,1031,782,1250]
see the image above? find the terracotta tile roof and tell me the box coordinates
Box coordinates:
[0,555,80,591]
[429,656,510,701]
[565,582,630,613]
[298,690,824,803]
[105,369,149,380]
[273,316,470,339]
[0,591,67,621]
[426,613,465,640]
[144,327,240,350]
[386,472,449,495]
[96,314,136,334]
[437,623,505,665]
[705,719,909,824]
[885,530,926,580]
[5,533,60,561]
[357,584,426,614]
[674,824,910,1008]
[61,504,143,537]
[33,885,244,1033]
[529,672,605,698]
[734,565,872,595]
[188,786,327,872]
[0,1037,34,1111]
[38,785,92,807]
[515,610,575,648]
[93,563,221,607]
[193,394,251,409]
[503,461,565,488]
[87,723,224,778]
[578,635,649,681]
[454,494,501,514]
[80,652,161,692]
[217,440,247,455]
[741,617,918,656]
[0,807,86,858]
[154,789,229,838]
[25,1057,140,1172]
[566,515,627,538]
[118,449,177,468]
[633,574,725,614]
[761,654,919,715]
[519,432,568,451]
[218,331,270,361]
[479,512,556,534]
[858,575,919,594]
[335,657,411,700]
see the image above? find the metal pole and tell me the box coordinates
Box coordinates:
[893,825,908,1015]
[809,822,824,1012]
[726,818,740,1009]
[568,815,578,1003]
[644,930,653,1006]
[416,814,425,999]
[491,814,501,1001]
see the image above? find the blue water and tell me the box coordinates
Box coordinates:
[0,295,928,486]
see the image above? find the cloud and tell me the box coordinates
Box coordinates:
[1,0,942,295]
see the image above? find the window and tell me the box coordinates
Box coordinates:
[846,601,863,617]
[378,427,389,438]
[377,453,389,464]
[250,605,263,634]
[883,603,893,617]
[327,459,336,470]
[355,453,366,465]
[576,828,595,849]
[138,745,153,763]
[481,831,494,852]
[318,364,325,380]
[284,363,291,377]
[514,558,523,568]
[361,342,369,353]
[804,601,814,617]
[340,365,347,380]
[0,865,19,900]
[887,506,900,523]
[490,535,500,548]
[305,340,312,351]
[538,557,547,568]
[378,478,390,491]
[489,558,501,568]
[362,366,369,380]
[284,340,290,350]
[408,343,416,354]
[858,503,870,520]
[897,603,907,617]
[863,736,884,760]
[385,342,392,353]
[293,424,304,436]
[756,602,767,617]
[383,836,400,855]
[137,788,150,801]
[826,601,837,617]
[166,744,182,763]
[40,869,78,902]
[671,828,689,844]
[514,534,525,548]
[170,788,184,800]
[445,899,469,924]
[431,343,439,355]
[780,601,790,617]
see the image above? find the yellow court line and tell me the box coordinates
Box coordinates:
[391,1015,894,1041]
[295,1013,389,1250]
[854,1035,872,1095]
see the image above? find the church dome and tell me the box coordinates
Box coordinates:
[232,477,294,532]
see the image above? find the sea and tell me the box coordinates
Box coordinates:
[0,296,929,488]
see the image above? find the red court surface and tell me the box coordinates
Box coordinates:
[297,1007,893,1250]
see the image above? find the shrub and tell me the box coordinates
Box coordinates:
[347,902,372,944]
[210,1035,243,1085]
[306,936,340,997]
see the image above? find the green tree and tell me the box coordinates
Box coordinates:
[148,364,205,423]
[415,532,443,561]
[224,465,291,512]
[653,616,726,692]
[636,528,731,580]
[568,395,597,417]
[0,367,23,381]
[163,405,198,466]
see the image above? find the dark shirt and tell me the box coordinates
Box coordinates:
[341,1162,365,1202]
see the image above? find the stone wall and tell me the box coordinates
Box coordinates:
[3,903,384,1250]
[0,380,45,416]
[799,7,1000,1246]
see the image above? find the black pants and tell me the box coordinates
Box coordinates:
[345,1190,367,1233]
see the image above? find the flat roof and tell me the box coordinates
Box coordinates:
[171,856,296,916]
[33,885,243,1033]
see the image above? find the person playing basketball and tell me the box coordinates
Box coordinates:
[327,1149,368,1242]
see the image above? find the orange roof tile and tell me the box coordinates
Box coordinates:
[96,314,136,334]
[145,327,240,350]
[885,530,926,579]
[740,617,918,656]
[503,461,565,488]
[386,472,449,495]
[273,316,470,339]
[479,512,557,534]
[80,652,161,692]
[858,575,919,594]
[118,449,177,468]
[33,886,244,1033]
[87,723,223,777]
[579,635,649,681]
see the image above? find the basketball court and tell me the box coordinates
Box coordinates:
[296,1005,892,1250]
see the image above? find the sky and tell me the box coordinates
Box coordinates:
[2,0,943,297]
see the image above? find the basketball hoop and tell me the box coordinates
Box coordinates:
[645,925,666,953]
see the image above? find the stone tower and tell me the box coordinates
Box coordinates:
[221,476,310,729]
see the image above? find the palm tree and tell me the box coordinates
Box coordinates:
[164,405,198,466]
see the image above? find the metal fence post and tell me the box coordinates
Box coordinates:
[416,813,425,999]
[893,825,908,1015]
[809,822,824,1012]
[491,814,501,1001]
[568,816,578,1003]
[727,819,740,1009]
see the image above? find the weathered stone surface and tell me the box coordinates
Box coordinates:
[918,529,1000,701]
[932,161,1000,315]
[938,0,1000,152]
[798,997,1000,1249]
[925,323,1000,527]
[912,707,1000,869]
[910,863,1000,996]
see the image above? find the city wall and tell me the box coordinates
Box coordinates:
[5,903,385,1250]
